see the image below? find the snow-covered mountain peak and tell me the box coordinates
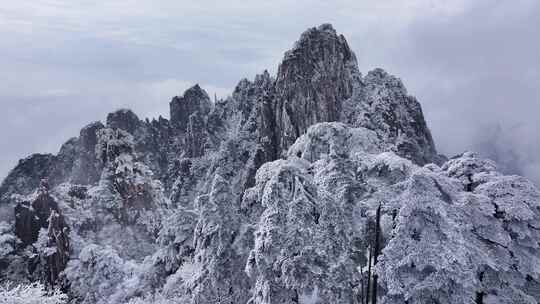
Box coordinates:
[1,24,539,304]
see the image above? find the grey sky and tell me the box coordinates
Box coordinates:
[1,0,539,184]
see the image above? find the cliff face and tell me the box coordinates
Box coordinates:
[273,24,359,151]
[1,24,539,304]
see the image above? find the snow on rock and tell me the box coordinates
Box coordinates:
[342,68,442,165]
[0,154,57,207]
[287,122,383,162]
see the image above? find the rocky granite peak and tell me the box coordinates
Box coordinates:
[13,185,70,286]
[341,67,440,164]
[106,109,141,134]
[274,23,359,151]
[0,154,56,206]
[170,84,212,131]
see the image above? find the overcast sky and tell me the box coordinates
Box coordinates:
[1,0,539,184]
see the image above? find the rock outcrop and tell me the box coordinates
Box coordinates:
[273,24,359,151]
[13,181,70,286]
[0,154,57,206]
[170,84,212,132]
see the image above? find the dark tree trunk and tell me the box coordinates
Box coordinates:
[366,245,372,304]
[475,292,485,304]
[371,204,382,304]
[359,267,364,303]
[466,173,473,192]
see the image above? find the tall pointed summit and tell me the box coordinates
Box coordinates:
[274,23,360,150]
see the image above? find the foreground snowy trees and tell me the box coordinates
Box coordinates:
[0,282,67,304]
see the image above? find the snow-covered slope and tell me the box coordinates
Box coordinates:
[1,24,539,304]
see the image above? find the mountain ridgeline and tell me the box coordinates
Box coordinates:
[1,24,539,304]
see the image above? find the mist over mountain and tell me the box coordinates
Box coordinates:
[1,24,540,304]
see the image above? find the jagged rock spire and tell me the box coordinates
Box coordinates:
[170,84,212,131]
[106,109,141,134]
[273,23,360,151]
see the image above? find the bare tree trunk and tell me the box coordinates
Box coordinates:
[359,267,364,303]
[371,204,382,304]
[466,173,473,192]
[475,292,485,304]
[366,245,372,304]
